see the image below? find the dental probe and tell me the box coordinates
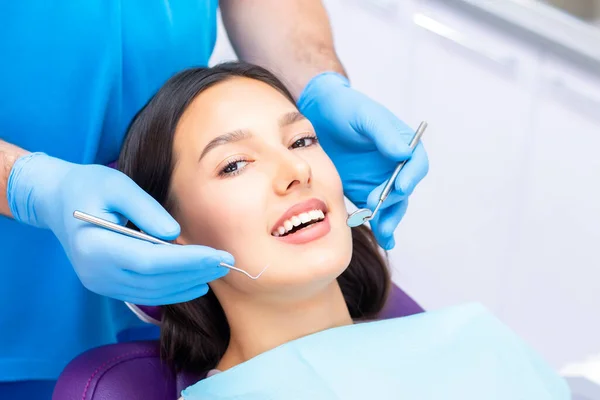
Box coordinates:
[72,210,268,280]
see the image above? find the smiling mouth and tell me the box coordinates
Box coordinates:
[271,210,326,237]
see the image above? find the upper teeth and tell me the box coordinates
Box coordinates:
[273,209,325,236]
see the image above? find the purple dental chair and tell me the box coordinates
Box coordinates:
[52,285,423,400]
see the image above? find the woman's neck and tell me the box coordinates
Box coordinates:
[215,281,352,371]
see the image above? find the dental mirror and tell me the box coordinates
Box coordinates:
[347,208,374,228]
[346,121,428,228]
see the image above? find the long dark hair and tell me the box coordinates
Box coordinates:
[118,62,391,374]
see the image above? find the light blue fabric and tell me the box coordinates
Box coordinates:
[182,303,571,399]
[0,0,218,381]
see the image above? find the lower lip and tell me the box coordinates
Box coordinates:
[274,214,331,245]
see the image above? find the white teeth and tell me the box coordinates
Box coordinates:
[272,209,327,236]
[299,213,311,223]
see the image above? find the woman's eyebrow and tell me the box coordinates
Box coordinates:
[198,112,307,162]
[198,129,252,162]
[279,111,307,127]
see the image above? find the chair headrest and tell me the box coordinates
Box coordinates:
[52,341,203,400]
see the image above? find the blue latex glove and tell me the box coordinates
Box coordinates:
[298,72,429,250]
[7,153,231,305]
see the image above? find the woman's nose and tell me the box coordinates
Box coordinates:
[272,152,312,194]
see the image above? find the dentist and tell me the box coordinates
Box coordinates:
[0,1,428,396]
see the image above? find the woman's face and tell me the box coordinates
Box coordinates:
[171,77,352,298]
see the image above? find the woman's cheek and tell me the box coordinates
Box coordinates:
[204,181,266,240]
[313,154,344,194]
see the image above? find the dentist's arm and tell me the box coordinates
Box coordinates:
[220,0,429,249]
[219,0,346,99]
[0,139,28,217]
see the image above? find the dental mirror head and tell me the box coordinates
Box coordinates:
[347,208,373,227]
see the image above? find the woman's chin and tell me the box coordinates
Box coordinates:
[260,247,351,287]
[219,252,349,294]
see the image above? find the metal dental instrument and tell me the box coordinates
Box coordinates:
[346,121,428,228]
[72,210,269,280]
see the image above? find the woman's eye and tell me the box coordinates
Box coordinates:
[291,135,318,149]
[220,160,249,176]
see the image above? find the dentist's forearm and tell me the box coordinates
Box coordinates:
[0,139,28,218]
[219,0,347,99]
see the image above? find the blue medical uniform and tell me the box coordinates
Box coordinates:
[0,0,218,395]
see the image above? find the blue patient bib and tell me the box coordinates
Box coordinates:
[182,303,570,399]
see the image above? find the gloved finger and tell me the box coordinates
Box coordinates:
[368,199,409,250]
[363,145,427,213]
[111,283,212,306]
[366,182,407,213]
[106,267,228,304]
[104,170,181,240]
[351,103,414,161]
[117,264,229,293]
[393,142,429,196]
[78,228,233,275]
[118,240,233,275]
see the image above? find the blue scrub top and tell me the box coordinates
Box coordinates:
[0,1,218,381]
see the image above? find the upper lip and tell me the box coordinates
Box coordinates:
[271,198,328,233]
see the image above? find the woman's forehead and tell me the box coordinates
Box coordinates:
[177,77,299,142]
[195,77,292,113]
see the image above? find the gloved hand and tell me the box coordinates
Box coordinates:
[298,72,429,250]
[7,152,231,305]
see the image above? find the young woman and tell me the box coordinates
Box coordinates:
[118,61,391,376]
